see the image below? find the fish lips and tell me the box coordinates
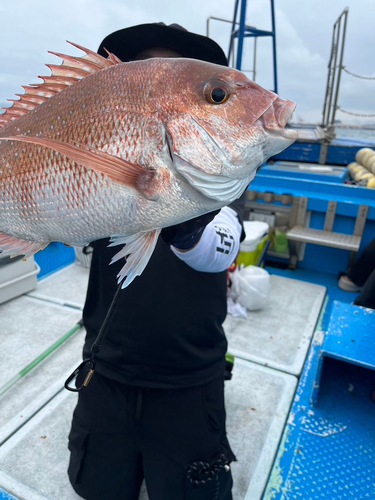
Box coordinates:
[261,98,298,140]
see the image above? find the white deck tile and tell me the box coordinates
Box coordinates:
[225,274,326,375]
[0,296,82,387]
[0,330,85,445]
[28,264,89,310]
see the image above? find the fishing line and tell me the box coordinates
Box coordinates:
[64,283,123,392]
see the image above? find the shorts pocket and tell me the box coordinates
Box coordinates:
[68,416,90,486]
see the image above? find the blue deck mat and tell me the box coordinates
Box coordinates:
[0,489,18,500]
[263,303,375,500]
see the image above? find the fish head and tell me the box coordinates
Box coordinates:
[162,59,297,203]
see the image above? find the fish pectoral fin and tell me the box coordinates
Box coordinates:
[108,230,161,288]
[0,232,48,258]
[0,136,158,200]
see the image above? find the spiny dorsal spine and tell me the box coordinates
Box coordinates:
[0,41,121,129]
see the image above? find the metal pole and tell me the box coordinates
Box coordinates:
[322,23,337,126]
[236,0,248,70]
[270,0,278,94]
[331,8,348,125]
[327,20,340,125]
[207,16,238,38]
[253,37,257,81]
[228,0,240,64]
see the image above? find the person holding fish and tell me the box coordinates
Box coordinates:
[0,12,296,499]
[67,23,247,500]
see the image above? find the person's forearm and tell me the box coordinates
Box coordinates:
[171,207,242,272]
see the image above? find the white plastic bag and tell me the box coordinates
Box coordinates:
[230,265,270,311]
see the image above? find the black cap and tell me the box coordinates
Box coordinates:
[97,23,228,66]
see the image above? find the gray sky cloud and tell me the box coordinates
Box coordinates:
[1,0,375,125]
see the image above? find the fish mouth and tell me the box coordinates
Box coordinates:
[261,98,298,140]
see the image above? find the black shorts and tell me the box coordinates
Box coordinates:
[67,371,236,500]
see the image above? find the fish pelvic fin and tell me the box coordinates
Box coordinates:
[0,232,48,259]
[0,41,121,130]
[108,230,161,288]
[0,136,159,200]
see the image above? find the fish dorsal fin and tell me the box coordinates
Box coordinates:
[0,41,121,130]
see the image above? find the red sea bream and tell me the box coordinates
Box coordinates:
[0,43,297,287]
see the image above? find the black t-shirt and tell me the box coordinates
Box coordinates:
[82,194,246,389]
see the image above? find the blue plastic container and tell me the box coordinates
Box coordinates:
[34,242,75,279]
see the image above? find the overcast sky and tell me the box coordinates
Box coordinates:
[1,0,375,125]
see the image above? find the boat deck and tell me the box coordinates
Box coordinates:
[0,260,332,500]
[264,302,375,500]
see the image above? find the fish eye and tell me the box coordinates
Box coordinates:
[211,88,227,103]
[203,79,231,105]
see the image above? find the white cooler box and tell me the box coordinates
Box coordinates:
[0,256,40,304]
[237,221,269,267]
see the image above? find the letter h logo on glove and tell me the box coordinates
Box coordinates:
[215,227,234,255]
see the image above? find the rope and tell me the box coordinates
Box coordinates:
[336,106,375,118]
[342,67,375,80]
[187,454,230,500]
[332,66,375,117]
